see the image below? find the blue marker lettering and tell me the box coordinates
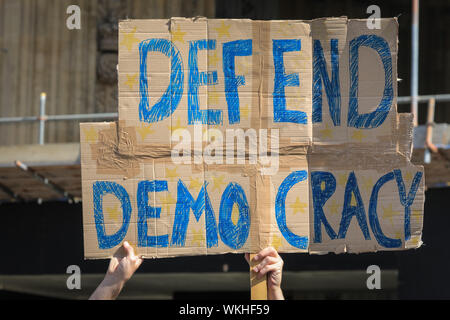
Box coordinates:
[188,39,221,124]
[219,182,250,249]
[275,171,309,249]
[348,35,393,128]
[272,39,307,124]
[137,180,169,247]
[393,169,423,240]
[223,39,252,124]
[171,179,218,247]
[139,38,184,123]
[93,181,132,249]
[312,39,341,125]
[311,171,337,243]
[368,172,401,248]
[338,172,371,240]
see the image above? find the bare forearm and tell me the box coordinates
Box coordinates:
[89,278,124,300]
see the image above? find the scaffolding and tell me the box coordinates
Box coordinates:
[0,92,449,146]
[0,92,448,204]
[0,0,448,203]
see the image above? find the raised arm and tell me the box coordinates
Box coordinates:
[89,241,143,300]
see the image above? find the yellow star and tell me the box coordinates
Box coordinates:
[120,27,140,51]
[208,51,220,67]
[231,204,240,225]
[327,199,339,216]
[212,175,226,192]
[241,104,250,119]
[351,129,366,142]
[319,124,333,139]
[105,204,121,223]
[337,173,348,187]
[208,89,220,105]
[171,25,186,43]
[236,60,249,75]
[404,171,414,184]
[289,197,307,215]
[350,193,357,206]
[362,177,373,193]
[382,204,399,225]
[412,209,422,225]
[189,177,203,192]
[165,167,179,180]
[202,126,208,139]
[271,234,283,251]
[407,235,421,247]
[84,127,98,143]
[169,118,186,133]
[160,193,176,213]
[214,21,231,39]
[124,73,138,90]
[291,53,304,69]
[136,124,155,140]
[278,22,292,37]
[192,228,205,246]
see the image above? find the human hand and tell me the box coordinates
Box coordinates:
[104,241,143,285]
[89,241,143,300]
[245,247,284,300]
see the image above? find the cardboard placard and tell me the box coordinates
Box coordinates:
[80,17,425,259]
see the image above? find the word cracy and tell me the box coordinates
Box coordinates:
[80,18,425,259]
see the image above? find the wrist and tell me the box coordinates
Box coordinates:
[101,275,125,298]
[103,272,127,286]
[268,285,284,300]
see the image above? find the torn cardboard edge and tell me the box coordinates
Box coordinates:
[80,17,424,259]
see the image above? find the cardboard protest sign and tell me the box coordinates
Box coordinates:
[80,17,425,259]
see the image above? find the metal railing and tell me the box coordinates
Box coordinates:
[397,94,450,164]
[0,93,118,145]
[0,92,448,155]
[398,94,450,104]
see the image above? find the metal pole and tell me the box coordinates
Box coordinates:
[39,92,46,145]
[15,160,75,203]
[424,98,437,164]
[411,0,419,126]
[0,112,118,123]
[397,93,450,104]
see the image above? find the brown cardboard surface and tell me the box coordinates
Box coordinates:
[80,18,424,259]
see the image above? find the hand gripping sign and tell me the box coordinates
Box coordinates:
[80,17,424,258]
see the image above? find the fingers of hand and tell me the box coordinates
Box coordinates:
[107,257,118,273]
[252,256,277,273]
[256,263,281,279]
[244,253,250,264]
[123,241,135,257]
[124,252,143,270]
[252,247,279,263]
[134,256,143,269]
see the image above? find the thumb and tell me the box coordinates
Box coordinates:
[123,241,135,257]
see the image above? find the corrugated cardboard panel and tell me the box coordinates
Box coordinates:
[80,18,424,259]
